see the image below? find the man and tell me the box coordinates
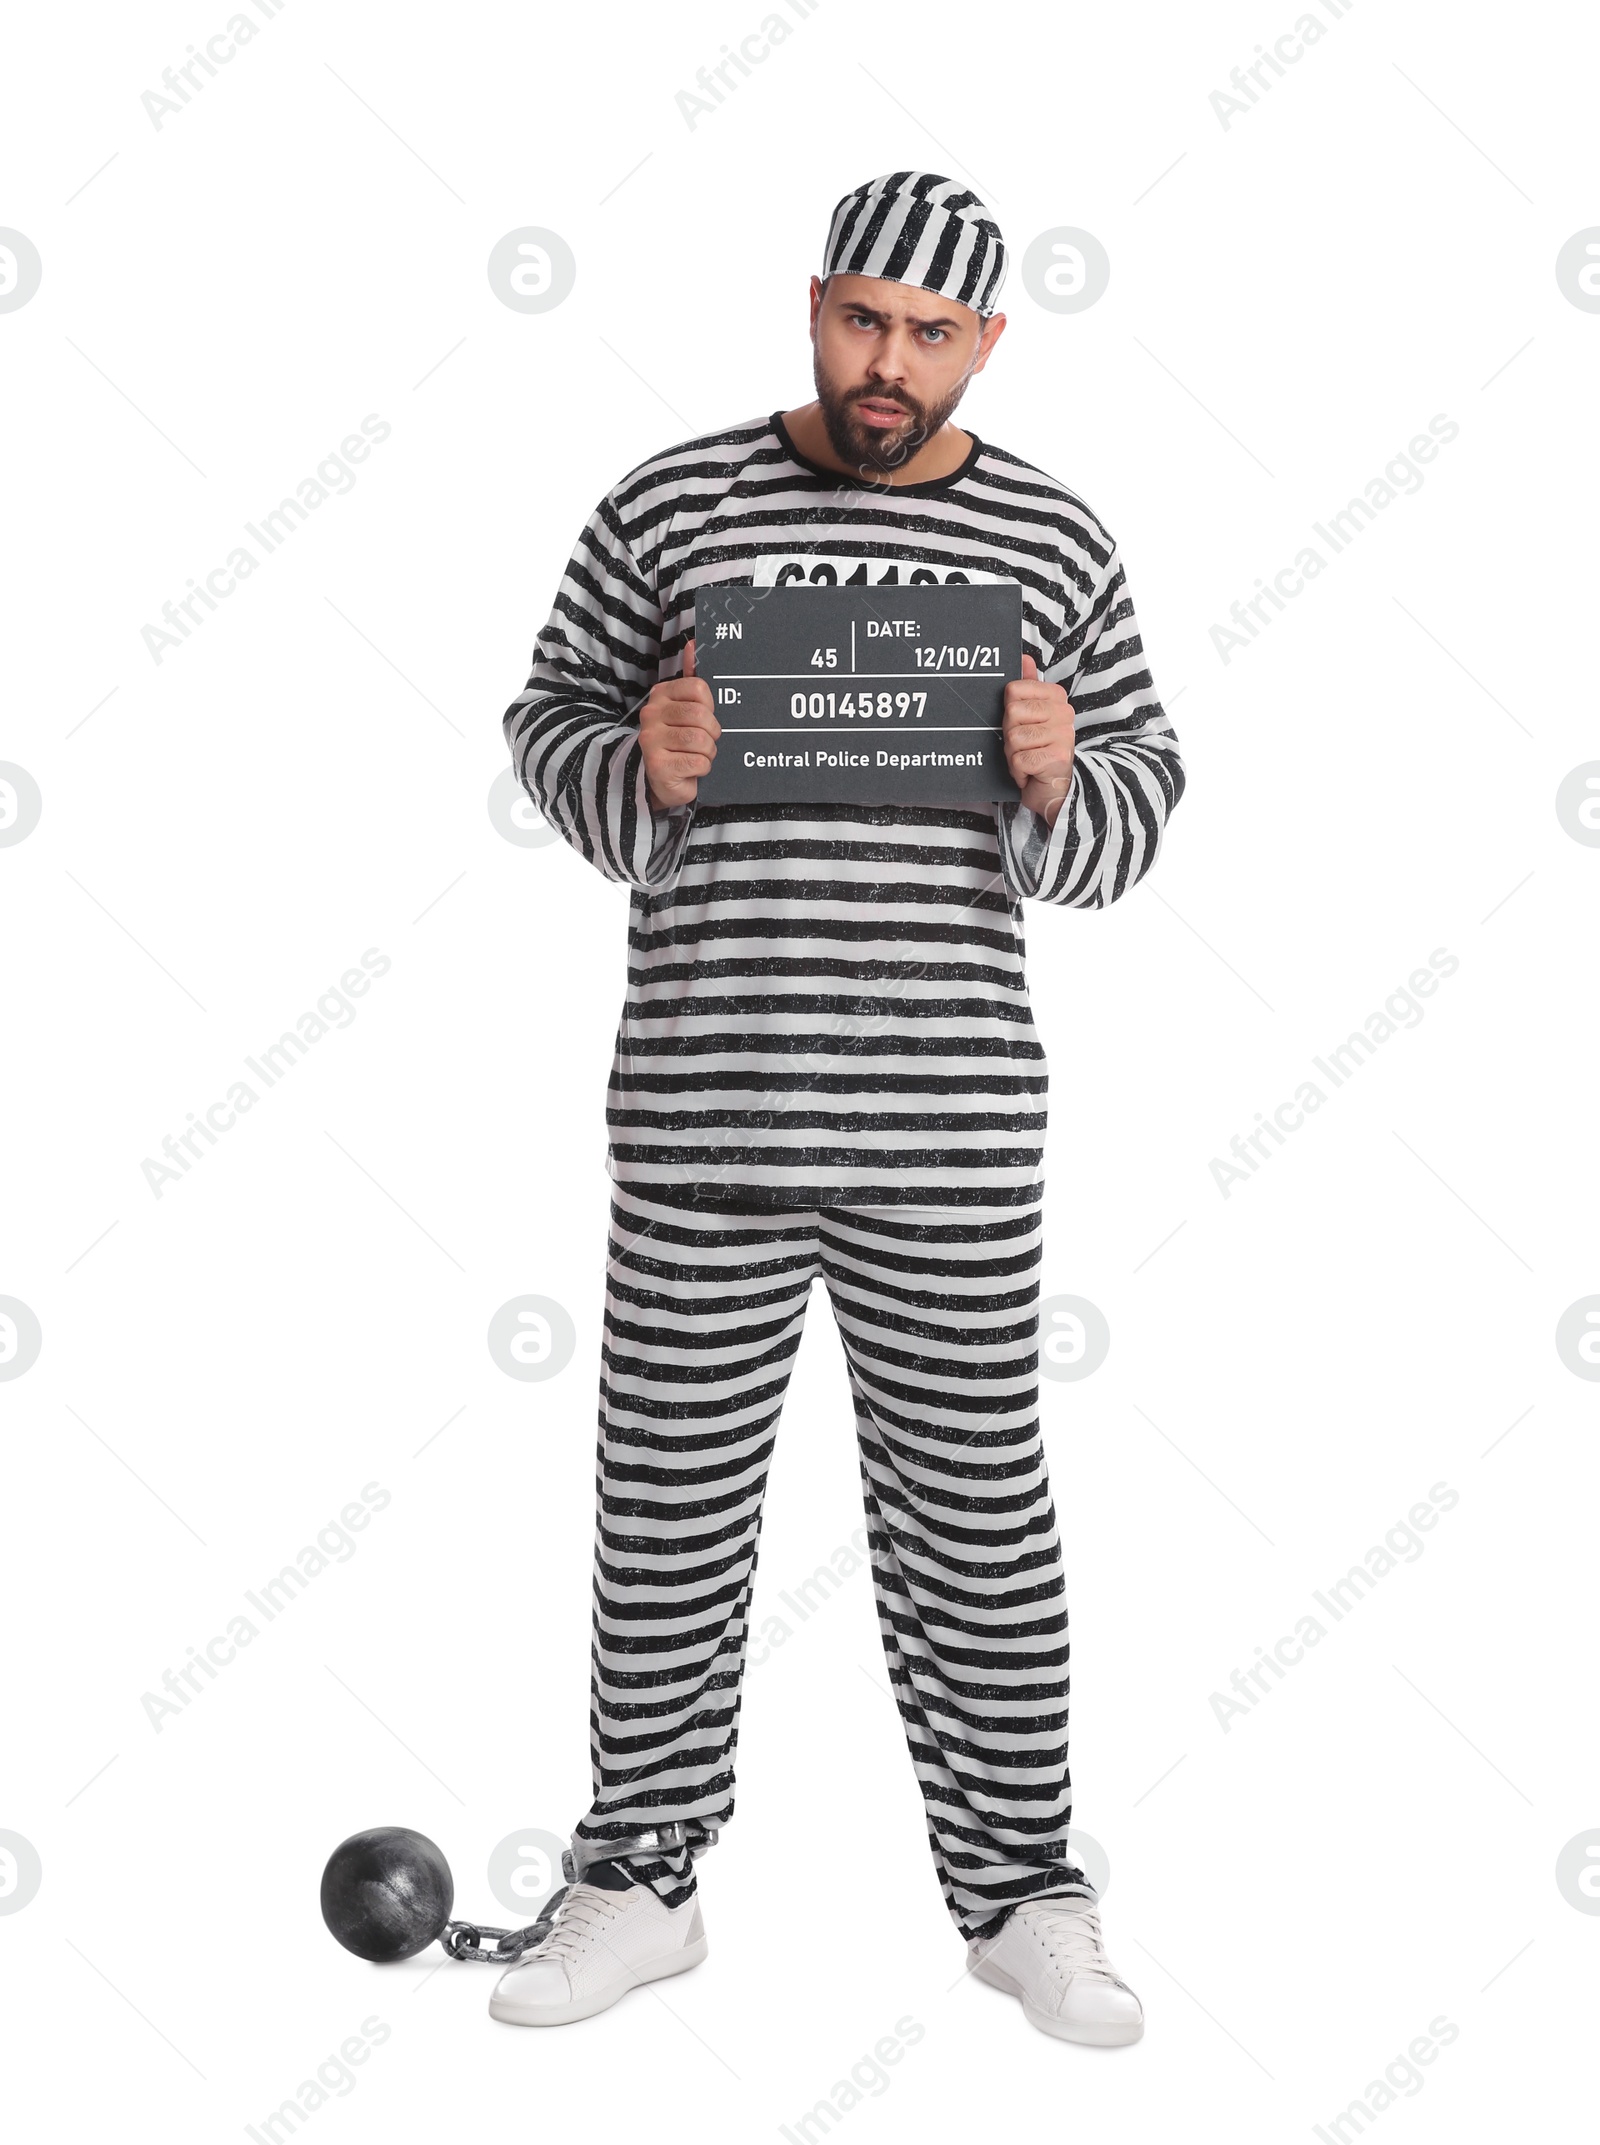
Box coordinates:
[494,171,1185,2045]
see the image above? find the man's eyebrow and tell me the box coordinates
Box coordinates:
[839,301,964,330]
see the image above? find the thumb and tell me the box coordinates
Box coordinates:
[682,636,696,678]
[1019,652,1038,680]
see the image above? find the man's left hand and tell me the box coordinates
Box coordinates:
[1003,654,1075,826]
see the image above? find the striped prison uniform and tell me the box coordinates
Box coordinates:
[503,412,1184,1934]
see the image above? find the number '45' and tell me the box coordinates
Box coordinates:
[810,648,837,668]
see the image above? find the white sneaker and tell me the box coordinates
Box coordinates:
[968,1895,1144,2046]
[488,1878,707,2027]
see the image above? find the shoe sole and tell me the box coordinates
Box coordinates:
[489,1935,709,2027]
[970,1956,1144,2046]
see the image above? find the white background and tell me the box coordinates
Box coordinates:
[3,0,1596,2138]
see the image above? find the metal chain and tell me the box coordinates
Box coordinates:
[435,1823,720,1960]
[438,1885,568,1963]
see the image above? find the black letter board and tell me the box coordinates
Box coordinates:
[692,580,1022,805]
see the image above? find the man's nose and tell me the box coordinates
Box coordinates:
[868,328,915,381]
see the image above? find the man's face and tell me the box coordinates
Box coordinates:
[809,272,1006,477]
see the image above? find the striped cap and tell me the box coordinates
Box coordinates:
[821,171,1007,316]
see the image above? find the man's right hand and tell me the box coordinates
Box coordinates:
[641,638,719,808]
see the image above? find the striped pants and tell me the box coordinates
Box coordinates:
[573,1182,1093,1941]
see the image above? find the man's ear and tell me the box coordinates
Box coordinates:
[971,311,1007,374]
[808,274,825,339]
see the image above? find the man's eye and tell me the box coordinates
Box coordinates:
[849,313,875,328]
[921,327,947,343]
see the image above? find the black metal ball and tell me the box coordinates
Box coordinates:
[320,1826,454,1962]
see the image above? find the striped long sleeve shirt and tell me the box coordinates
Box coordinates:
[504,411,1185,1206]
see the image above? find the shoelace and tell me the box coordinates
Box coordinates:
[534,1884,625,1963]
[1019,1901,1125,1986]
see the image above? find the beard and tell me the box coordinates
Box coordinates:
[813,350,973,480]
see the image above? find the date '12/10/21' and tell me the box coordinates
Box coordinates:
[692,580,1023,806]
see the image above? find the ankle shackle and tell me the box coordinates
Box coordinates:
[563,1820,720,1883]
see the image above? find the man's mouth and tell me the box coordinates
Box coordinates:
[853,396,913,429]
